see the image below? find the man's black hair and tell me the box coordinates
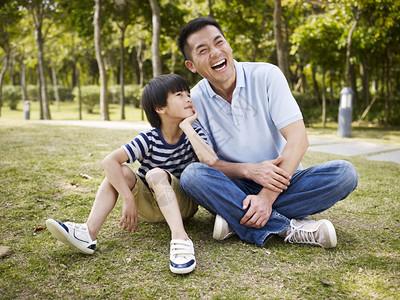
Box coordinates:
[141,74,190,129]
[177,17,225,60]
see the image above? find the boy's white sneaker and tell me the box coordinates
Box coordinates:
[46,219,97,254]
[213,214,234,240]
[284,219,337,249]
[169,239,196,274]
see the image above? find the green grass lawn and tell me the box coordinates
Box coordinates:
[1,104,400,299]
[1,99,147,122]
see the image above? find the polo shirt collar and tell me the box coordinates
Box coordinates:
[202,60,245,99]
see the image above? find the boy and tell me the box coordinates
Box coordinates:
[46,74,217,274]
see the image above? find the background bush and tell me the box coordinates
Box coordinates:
[109,84,142,108]
[2,86,22,110]
[73,85,100,113]
[26,85,74,102]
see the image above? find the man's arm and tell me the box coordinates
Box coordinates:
[213,156,291,193]
[239,119,309,228]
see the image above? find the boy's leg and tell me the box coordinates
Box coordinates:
[146,168,196,274]
[145,168,188,240]
[86,165,137,240]
[47,165,137,254]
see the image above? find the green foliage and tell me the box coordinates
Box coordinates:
[109,84,142,108]
[54,86,74,102]
[26,85,39,101]
[26,85,74,102]
[2,85,21,110]
[72,85,100,113]
[1,0,399,125]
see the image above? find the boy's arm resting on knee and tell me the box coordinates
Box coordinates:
[102,148,138,232]
[102,148,135,200]
[179,111,218,166]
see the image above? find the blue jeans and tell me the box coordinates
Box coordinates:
[180,160,358,246]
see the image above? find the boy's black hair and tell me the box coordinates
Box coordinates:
[142,74,190,129]
[177,17,225,61]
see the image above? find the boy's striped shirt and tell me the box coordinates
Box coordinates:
[122,127,208,181]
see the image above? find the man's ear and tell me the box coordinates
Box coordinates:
[185,60,197,74]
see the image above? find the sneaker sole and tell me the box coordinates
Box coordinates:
[46,219,94,254]
[213,215,234,240]
[322,220,337,249]
[170,260,196,274]
[213,215,224,240]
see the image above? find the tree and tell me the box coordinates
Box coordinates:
[113,0,139,120]
[274,0,291,84]
[25,0,56,120]
[94,0,109,120]
[0,1,22,117]
[149,0,162,77]
[291,7,346,126]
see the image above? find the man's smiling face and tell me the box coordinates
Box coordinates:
[185,25,235,90]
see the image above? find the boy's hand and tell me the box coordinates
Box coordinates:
[120,197,138,232]
[179,109,198,129]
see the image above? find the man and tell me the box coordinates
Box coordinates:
[177,17,358,248]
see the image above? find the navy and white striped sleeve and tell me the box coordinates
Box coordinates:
[121,131,151,164]
[194,126,209,145]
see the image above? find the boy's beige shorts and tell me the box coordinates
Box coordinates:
[132,172,198,223]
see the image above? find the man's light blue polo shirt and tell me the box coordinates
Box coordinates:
[191,60,303,169]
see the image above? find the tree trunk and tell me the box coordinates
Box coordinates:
[137,40,144,88]
[329,70,334,104]
[37,65,43,119]
[385,49,392,127]
[171,45,176,74]
[136,40,145,120]
[35,24,51,119]
[0,53,10,117]
[20,58,28,102]
[208,0,214,19]
[321,70,326,127]
[273,0,290,84]
[311,66,320,106]
[149,0,162,77]
[94,0,109,121]
[350,64,358,107]
[360,57,370,107]
[119,27,126,120]
[9,50,16,85]
[50,59,60,110]
[77,66,82,120]
[345,10,360,87]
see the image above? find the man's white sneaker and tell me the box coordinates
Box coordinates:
[169,239,196,274]
[284,219,337,249]
[213,214,235,240]
[46,219,97,254]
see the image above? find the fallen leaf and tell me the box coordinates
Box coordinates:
[33,226,47,232]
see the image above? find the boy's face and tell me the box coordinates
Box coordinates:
[184,25,235,88]
[157,90,194,122]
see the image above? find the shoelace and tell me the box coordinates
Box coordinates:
[65,222,85,230]
[284,227,317,245]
